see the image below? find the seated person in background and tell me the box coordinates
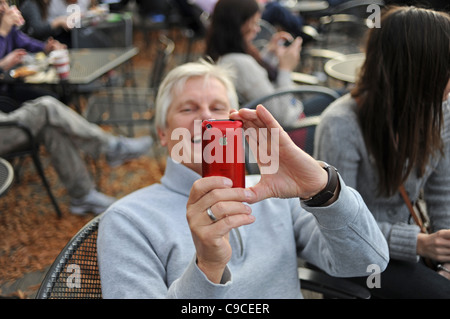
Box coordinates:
[0,0,65,107]
[20,0,71,42]
[45,0,93,47]
[47,0,91,22]
[0,0,64,57]
[315,6,450,298]
[97,59,389,298]
[205,0,304,128]
[0,95,152,215]
[192,0,313,41]
[261,0,313,42]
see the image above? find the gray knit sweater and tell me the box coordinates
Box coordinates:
[97,157,389,298]
[315,94,450,262]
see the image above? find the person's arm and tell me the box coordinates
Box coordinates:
[20,1,57,40]
[98,209,174,298]
[221,54,302,127]
[0,49,27,70]
[227,105,389,272]
[11,27,46,53]
[98,201,234,299]
[293,174,390,277]
[314,98,421,262]
[418,101,450,268]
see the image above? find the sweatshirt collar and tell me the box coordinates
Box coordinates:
[160,157,201,197]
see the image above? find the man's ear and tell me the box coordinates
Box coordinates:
[157,127,168,146]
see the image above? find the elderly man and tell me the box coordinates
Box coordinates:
[97,60,389,298]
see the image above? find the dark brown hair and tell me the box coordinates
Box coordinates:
[352,6,450,196]
[34,0,49,20]
[205,0,278,81]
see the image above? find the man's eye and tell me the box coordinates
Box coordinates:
[213,105,227,111]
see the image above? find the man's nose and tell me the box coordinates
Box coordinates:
[200,108,212,120]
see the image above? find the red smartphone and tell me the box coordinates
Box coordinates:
[202,119,245,188]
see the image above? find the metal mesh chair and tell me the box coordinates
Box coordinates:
[84,35,175,137]
[36,213,370,299]
[36,215,102,299]
[0,121,62,217]
[318,0,385,53]
[0,157,14,198]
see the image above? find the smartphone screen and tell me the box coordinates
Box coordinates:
[202,119,245,188]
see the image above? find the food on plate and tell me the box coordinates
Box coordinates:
[10,66,37,78]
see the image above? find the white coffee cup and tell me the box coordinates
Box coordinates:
[49,49,70,80]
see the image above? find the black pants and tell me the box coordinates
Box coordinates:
[350,259,450,299]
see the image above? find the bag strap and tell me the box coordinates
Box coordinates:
[399,185,428,234]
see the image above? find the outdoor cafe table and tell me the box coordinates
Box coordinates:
[25,47,139,85]
[324,52,365,84]
[22,47,139,112]
[281,0,329,13]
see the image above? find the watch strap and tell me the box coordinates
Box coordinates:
[301,163,338,207]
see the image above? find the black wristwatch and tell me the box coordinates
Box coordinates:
[301,162,339,207]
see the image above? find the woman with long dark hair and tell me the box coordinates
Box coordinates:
[315,6,450,298]
[205,0,305,128]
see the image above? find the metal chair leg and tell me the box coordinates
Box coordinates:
[31,153,62,218]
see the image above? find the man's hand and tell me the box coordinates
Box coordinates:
[229,104,330,203]
[186,176,255,283]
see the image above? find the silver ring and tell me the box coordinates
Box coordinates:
[437,264,450,274]
[206,207,217,222]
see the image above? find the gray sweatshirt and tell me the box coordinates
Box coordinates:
[315,94,450,262]
[97,157,389,298]
[218,53,303,127]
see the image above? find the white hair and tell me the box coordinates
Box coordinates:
[155,59,238,131]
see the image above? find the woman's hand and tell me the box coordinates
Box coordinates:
[437,262,450,280]
[186,176,255,283]
[0,5,24,36]
[417,230,450,263]
[229,105,329,203]
[417,229,450,280]
[266,31,293,53]
[276,36,302,72]
[0,49,26,71]
[44,37,67,53]
[51,16,71,31]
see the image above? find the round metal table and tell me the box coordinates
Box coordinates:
[324,53,365,83]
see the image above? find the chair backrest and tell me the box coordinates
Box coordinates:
[319,0,385,53]
[0,157,14,198]
[36,212,369,299]
[241,85,340,115]
[36,215,102,299]
[148,34,175,91]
